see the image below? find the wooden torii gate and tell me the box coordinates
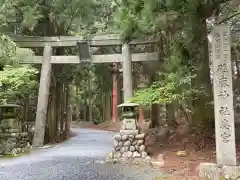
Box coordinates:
[10,34,158,147]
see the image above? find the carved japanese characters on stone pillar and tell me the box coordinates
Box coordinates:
[212,25,236,166]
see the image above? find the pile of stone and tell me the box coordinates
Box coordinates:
[112,130,148,159]
[0,132,30,156]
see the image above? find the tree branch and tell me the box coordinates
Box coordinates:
[65,16,75,32]
[217,11,240,24]
[203,0,231,20]
[219,0,231,3]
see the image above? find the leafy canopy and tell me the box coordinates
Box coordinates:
[0,65,38,103]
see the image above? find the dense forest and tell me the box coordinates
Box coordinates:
[0,0,240,148]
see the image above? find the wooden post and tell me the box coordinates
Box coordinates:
[55,81,61,142]
[112,63,118,122]
[212,24,236,165]
[64,85,70,138]
[88,75,92,122]
[66,104,72,138]
[60,83,65,139]
[49,67,57,143]
[33,44,52,148]
[83,79,87,121]
[139,106,145,124]
[122,43,133,101]
[75,77,80,122]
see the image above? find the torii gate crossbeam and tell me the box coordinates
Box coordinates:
[10,34,159,147]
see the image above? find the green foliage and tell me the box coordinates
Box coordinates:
[0,34,34,65]
[0,34,17,64]
[0,0,43,31]
[0,65,38,103]
[71,0,117,36]
[114,0,239,124]
[2,0,237,125]
[0,0,118,124]
[0,0,115,36]
[132,54,195,106]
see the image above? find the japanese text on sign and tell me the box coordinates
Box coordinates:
[213,29,232,144]
[212,25,236,165]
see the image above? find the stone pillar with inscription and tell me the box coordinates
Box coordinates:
[198,24,240,180]
[212,24,236,166]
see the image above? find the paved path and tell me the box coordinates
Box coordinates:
[0,128,164,180]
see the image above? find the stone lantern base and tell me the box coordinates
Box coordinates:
[111,129,148,159]
[0,132,30,156]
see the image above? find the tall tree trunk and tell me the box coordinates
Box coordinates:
[88,76,92,122]
[45,91,51,144]
[24,100,29,122]
[118,73,123,105]
[66,104,72,138]
[22,99,29,132]
[137,64,146,124]
[139,106,145,124]
[166,103,176,126]
[75,78,80,122]
[83,80,87,121]
[192,20,213,123]
[112,70,118,123]
[102,92,106,121]
[150,104,160,128]
[75,71,81,122]
[56,80,61,142]
[105,91,111,122]
[64,84,70,138]
[49,66,57,143]
[148,72,160,128]
[60,82,65,140]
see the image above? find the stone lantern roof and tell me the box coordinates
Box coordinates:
[0,104,21,108]
[117,102,139,108]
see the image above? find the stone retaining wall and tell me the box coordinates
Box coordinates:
[112,130,149,159]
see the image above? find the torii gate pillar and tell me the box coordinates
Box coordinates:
[122,43,133,101]
[33,44,52,148]
[108,43,148,161]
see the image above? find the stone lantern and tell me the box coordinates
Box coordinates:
[0,104,29,155]
[118,102,139,131]
[111,102,148,160]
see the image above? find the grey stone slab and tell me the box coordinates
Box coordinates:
[212,25,236,165]
[198,162,240,180]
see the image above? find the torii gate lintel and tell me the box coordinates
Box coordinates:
[10,34,159,147]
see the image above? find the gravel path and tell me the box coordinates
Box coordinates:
[0,128,165,180]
